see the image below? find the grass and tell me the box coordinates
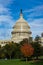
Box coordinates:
[0,59,43,65]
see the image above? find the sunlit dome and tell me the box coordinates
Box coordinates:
[11,9,32,43]
[12,9,31,33]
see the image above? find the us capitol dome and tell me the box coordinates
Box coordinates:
[11,9,32,43]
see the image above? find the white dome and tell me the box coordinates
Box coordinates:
[11,10,32,43]
[12,13,31,33]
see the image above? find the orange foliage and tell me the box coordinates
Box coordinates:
[20,44,34,57]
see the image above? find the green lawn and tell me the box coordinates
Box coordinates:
[0,59,43,65]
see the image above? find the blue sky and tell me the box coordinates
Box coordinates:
[0,0,43,40]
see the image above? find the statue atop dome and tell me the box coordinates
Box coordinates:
[20,9,22,14]
[20,9,23,18]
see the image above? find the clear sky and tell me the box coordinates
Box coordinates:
[0,0,43,40]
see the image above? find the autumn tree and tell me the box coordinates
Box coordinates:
[20,44,34,62]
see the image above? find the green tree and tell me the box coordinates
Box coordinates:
[40,46,43,56]
[33,35,41,59]
[14,43,21,59]
[4,42,16,59]
[29,37,33,43]
[0,45,1,58]
[0,46,5,59]
[20,38,29,45]
[35,35,41,43]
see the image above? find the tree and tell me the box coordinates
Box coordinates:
[0,45,1,48]
[33,42,41,59]
[0,46,5,59]
[29,37,33,43]
[20,44,34,62]
[35,35,41,43]
[0,45,1,58]
[14,43,21,59]
[40,46,43,56]
[33,35,41,59]
[4,42,16,59]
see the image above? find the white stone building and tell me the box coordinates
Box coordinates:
[11,10,32,43]
[0,10,43,46]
